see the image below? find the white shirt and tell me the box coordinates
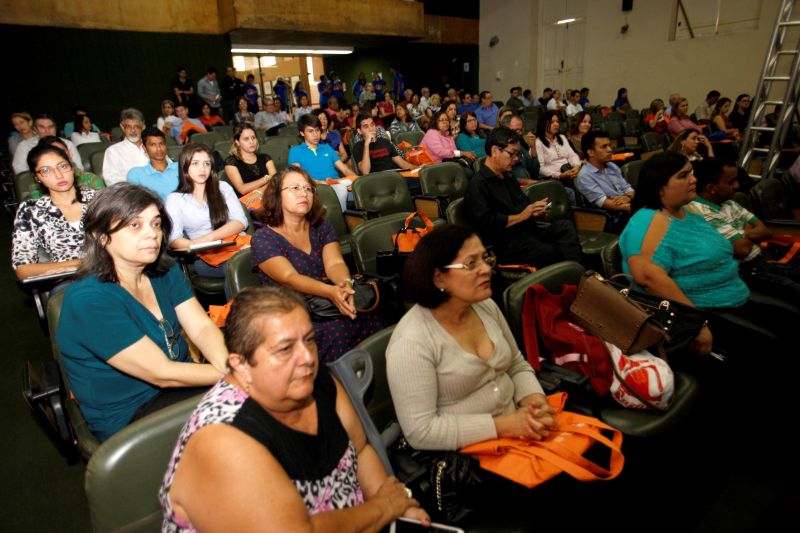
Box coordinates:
[165,181,248,243]
[102,139,149,186]
[547,99,563,111]
[566,103,584,117]
[70,131,101,146]
[157,115,180,132]
[13,137,84,174]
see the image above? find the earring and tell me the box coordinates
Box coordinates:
[438,286,445,292]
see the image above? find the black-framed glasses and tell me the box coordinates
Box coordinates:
[35,161,73,178]
[282,184,316,195]
[443,252,497,271]
[502,148,521,161]
[158,318,180,361]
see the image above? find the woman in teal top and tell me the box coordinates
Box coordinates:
[57,184,227,441]
[619,152,791,357]
[455,111,487,158]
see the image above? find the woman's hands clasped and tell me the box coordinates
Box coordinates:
[328,280,357,319]
[374,476,431,526]
[495,393,557,441]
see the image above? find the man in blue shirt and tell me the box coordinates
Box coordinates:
[127,127,179,201]
[288,114,352,210]
[372,72,386,101]
[390,65,405,103]
[475,91,499,131]
[456,91,478,115]
[576,130,634,232]
[317,74,332,108]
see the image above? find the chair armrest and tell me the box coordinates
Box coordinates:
[343,209,379,231]
[765,219,800,237]
[412,194,447,219]
[573,207,609,232]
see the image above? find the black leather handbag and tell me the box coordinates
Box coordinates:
[305,277,379,321]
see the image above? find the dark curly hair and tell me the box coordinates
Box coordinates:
[253,167,325,227]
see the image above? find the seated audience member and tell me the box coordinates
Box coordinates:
[668,128,714,161]
[294,80,309,107]
[694,90,720,123]
[614,88,631,112]
[457,91,478,115]
[157,100,180,135]
[387,224,553,451]
[325,97,347,130]
[251,169,382,363]
[377,91,395,122]
[645,99,668,134]
[568,111,592,158]
[665,92,681,116]
[358,82,377,107]
[159,285,427,531]
[288,114,352,210]
[389,104,420,135]
[667,98,700,137]
[577,131,634,232]
[709,97,741,139]
[565,90,584,117]
[232,96,255,127]
[400,88,414,108]
[455,111,486,158]
[169,104,208,145]
[546,89,565,112]
[317,74,331,108]
[39,136,100,189]
[687,159,799,299]
[352,71,368,102]
[12,144,98,281]
[422,110,477,163]
[535,110,581,186]
[730,94,751,132]
[424,94,442,117]
[63,106,101,138]
[294,94,313,121]
[224,123,277,196]
[315,109,348,163]
[254,99,290,135]
[506,86,526,113]
[443,101,459,136]
[102,108,148,185]
[475,91,500,130]
[464,127,582,268]
[70,114,102,146]
[127,127,179,201]
[537,88,553,107]
[406,94,424,120]
[619,152,791,356]
[419,86,431,111]
[166,144,248,299]
[57,183,227,441]
[13,113,84,174]
[197,102,226,129]
[352,114,416,174]
[579,87,591,107]
[498,113,540,186]
[8,112,35,156]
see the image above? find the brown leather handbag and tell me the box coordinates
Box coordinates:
[568,271,670,357]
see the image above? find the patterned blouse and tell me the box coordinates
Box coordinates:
[160,368,364,532]
[11,188,97,269]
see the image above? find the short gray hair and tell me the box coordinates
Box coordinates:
[119,108,145,123]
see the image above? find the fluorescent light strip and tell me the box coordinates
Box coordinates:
[231,47,353,55]
[556,18,576,24]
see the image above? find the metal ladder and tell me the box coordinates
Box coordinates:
[738,0,800,180]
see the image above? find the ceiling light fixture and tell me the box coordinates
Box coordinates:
[556,18,576,25]
[231,47,353,55]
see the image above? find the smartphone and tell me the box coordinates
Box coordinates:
[390,517,465,533]
[545,201,553,209]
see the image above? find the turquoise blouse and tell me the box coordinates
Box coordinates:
[619,208,749,309]
[455,132,487,158]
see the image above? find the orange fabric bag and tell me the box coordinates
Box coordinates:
[208,301,232,327]
[460,393,624,489]
[197,235,252,267]
[239,190,263,210]
[392,211,435,253]
[405,146,435,166]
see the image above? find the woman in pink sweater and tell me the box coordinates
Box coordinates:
[421,110,477,163]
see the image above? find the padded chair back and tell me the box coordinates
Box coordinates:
[354,326,398,434]
[392,130,424,147]
[622,159,645,190]
[262,138,291,170]
[524,180,573,222]
[77,142,108,173]
[316,184,350,254]
[625,109,640,120]
[419,162,468,201]
[226,248,260,297]
[110,126,124,142]
[750,177,795,220]
[165,135,178,146]
[641,132,667,152]
[213,124,233,138]
[472,155,486,174]
[190,131,222,150]
[214,139,231,155]
[606,111,624,122]
[623,119,642,137]
[600,235,622,277]
[605,120,625,143]
[91,151,107,178]
[85,394,201,533]
[501,261,585,351]
[445,197,468,225]
[13,171,36,202]
[167,145,183,161]
[47,292,101,459]
[352,171,413,215]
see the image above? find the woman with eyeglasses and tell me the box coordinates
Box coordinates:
[251,168,381,363]
[387,224,553,452]
[11,144,98,281]
[165,144,249,298]
[455,111,486,158]
[421,109,477,163]
[56,183,227,441]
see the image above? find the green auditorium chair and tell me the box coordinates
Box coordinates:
[418,161,469,216]
[316,183,354,258]
[392,130,424,147]
[225,247,260,298]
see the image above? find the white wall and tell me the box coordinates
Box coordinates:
[480,0,780,111]
[478,0,539,99]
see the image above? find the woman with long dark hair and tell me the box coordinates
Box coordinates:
[165,143,248,293]
[535,110,580,181]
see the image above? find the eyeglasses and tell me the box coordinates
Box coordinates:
[36,161,73,178]
[158,318,180,361]
[502,149,521,161]
[282,184,316,195]
[443,252,497,271]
